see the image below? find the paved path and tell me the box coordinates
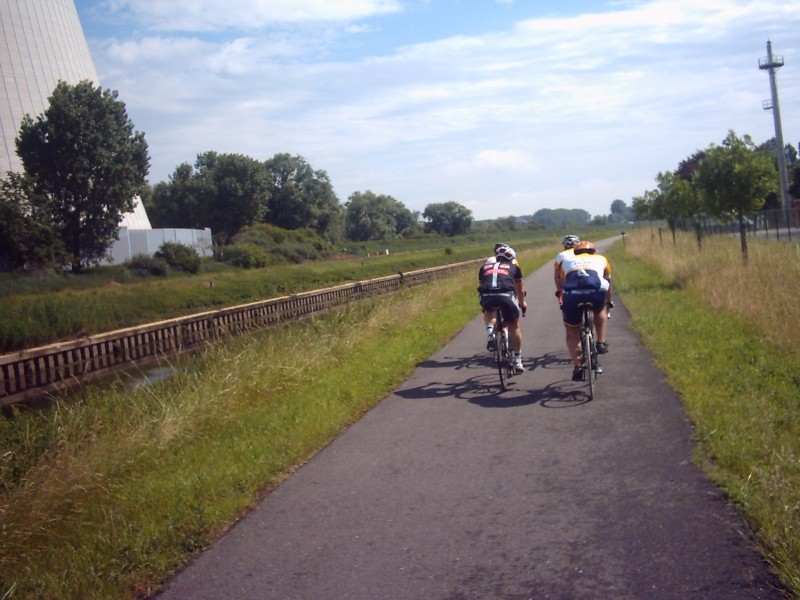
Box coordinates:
[154,240,787,600]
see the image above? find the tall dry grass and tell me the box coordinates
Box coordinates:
[625,229,800,347]
[609,230,800,595]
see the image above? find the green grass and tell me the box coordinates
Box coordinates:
[606,240,800,595]
[0,247,557,599]
[0,288,470,598]
[5,233,800,598]
[0,233,560,353]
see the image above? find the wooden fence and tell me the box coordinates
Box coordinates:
[0,260,479,406]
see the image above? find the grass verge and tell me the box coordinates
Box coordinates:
[606,231,800,596]
[0,236,556,353]
[0,248,552,599]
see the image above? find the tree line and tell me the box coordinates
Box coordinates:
[631,130,800,257]
[518,203,634,229]
[8,81,781,274]
[0,81,488,273]
[144,152,478,244]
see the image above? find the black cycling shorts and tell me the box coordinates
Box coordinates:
[479,292,521,324]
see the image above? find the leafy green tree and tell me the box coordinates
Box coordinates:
[148,152,270,244]
[529,208,590,228]
[264,153,343,239]
[488,216,518,232]
[394,206,420,238]
[15,81,149,271]
[651,150,708,244]
[757,138,798,167]
[609,199,634,223]
[756,139,797,210]
[788,143,798,165]
[523,220,546,232]
[0,172,66,270]
[344,191,418,241]
[147,163,199,228]
[790,163,800,201]
[695,130,778,259]
[630,192,653,222]
[422,201,473,236]
[631,189,660,238]
[193,152,270,243]
[675,150,705,181]
[652,170,701,244]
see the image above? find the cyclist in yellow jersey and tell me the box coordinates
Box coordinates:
[558,241,611,381]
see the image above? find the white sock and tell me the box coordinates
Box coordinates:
[486,326,494,336]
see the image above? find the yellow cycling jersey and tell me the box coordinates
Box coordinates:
[559,253,612,291]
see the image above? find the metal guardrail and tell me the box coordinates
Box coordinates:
[0,259,480,406]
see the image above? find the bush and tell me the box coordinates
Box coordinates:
[269,243,324,264]
[154,242,201,274]
[222,244,268,269]
[124,254,170,277]
[230,223,334,264]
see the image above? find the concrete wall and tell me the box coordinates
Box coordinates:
[108,228,214,265]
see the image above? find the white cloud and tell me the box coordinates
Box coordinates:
[474,149,537,171]
[101,0,402,31]
[86,0,800,219]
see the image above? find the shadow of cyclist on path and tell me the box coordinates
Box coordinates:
[402,352,592,408]
[395,373,503,402]
[526,351,570,372]
[416,353,495,372]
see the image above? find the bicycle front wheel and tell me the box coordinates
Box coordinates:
[582,327,595,400]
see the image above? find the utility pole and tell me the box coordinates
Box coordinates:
[759,40,791,211]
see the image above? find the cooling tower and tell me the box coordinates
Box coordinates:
[0,0,151,229]
[0,0,99,173]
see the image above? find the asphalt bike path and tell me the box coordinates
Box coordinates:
[154,240,786,600]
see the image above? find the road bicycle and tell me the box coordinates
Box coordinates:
[577,301,601,400]
[489,306,514,391]
[484,291,526,391]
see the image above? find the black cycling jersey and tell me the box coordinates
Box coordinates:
[477,259,522,294]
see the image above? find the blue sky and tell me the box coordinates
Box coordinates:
[75,0,799,221]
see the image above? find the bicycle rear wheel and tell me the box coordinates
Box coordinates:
[496,330,509,391]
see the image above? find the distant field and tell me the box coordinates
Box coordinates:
[0,228,622,353]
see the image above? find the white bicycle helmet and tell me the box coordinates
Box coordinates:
[495,245,516,261]
[561,234,580,249]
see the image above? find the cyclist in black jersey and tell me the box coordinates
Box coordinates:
[478,245,527,374]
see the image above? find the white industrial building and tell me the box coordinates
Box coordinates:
[0,0,211,265]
